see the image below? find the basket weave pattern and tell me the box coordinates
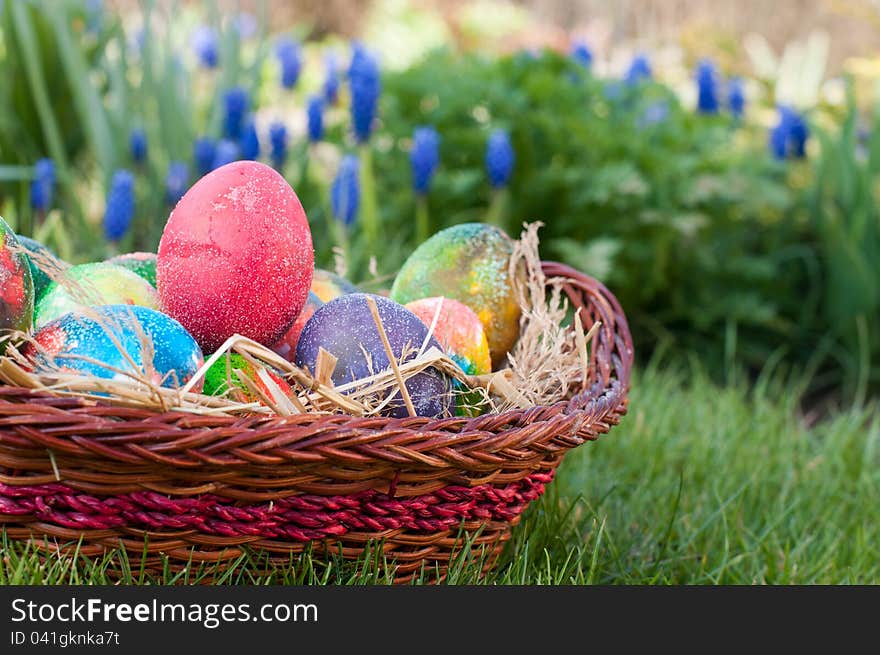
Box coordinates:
[0,262,633,580]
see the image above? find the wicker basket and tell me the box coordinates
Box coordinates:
[0,261,633,583]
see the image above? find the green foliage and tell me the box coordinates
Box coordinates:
[803,81,880,401]
[0,0,103,244]
[1,1,880,398]
[0,0,272,260]
[375,49,807,374]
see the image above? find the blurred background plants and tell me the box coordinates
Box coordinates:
[2,0,880,405]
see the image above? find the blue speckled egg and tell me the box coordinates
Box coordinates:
[26,304,204,391]
[294,293,454,418]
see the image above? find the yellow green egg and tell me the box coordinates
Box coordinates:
[106,251,157,287]
[35,262,160,329]
[310,268,360,303]
[390,222,523,368]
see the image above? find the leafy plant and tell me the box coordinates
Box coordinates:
[377,49,807,375]
[802,79,880,402]
[2,0,879,400]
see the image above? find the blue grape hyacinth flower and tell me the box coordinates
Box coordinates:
[129,26,146,57]
[129,128,147,164]
[213,140,240,169]
[410,126,440,195]
[276,37,302,90]
[331,155,360,226]
[323,52,340,104]
[233,13,256,39]
[571,41,593,68]
[769,105,809,160]
[193,137,217,176]
[191,25,218,69]
[769,121,789,160]
[30,158,55,212]
[165,162,189,205]
[727,77,745,119]
[103,170,135,241]
[695,59,719,114]
[625,54,652,84]
[485,129,514,188]
[85,0,104,34]
[239,116,260,160]
[223,87,249,140]
[786,110,809,158]
[307,95,324,143]
[348,43,381,143]
[637,101,670,129]
[269,122,288,169]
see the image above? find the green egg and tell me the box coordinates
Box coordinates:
[35,262,160,329]
[105,251,158,287]
[202,352,293,404]
[16,235,61,303]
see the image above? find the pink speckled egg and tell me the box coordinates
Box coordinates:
[156,161,314,352]
[404,296,491,377]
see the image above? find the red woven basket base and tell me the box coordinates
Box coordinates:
[3,521,515,584]
[1,472,552,583]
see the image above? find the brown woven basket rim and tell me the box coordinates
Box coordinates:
[0,261,633,495]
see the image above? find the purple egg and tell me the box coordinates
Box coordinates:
[294,293,454,418]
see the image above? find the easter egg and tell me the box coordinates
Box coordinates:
[0,218,34,334]
[202,352,294,403]
[26,304,204,390]
[390,222,524,367]
[271,291,323,362]
[311,268,360,303]
[294,293,454,419]
[156,160,314,352]
[16,235,58,302]
[34,262,160,329]
[405,297,491,417]
[106,251,158,287]
[404,297,491,376]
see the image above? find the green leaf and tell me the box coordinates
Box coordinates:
[43,4,117,174]
[0,165,35,181]
[8,0,69,171]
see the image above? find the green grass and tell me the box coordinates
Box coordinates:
[2,359,878,585]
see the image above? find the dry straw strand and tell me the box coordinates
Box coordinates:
[366,295,417,417]
[0,221,598,420]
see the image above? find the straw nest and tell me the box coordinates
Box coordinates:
[0,222,600,421]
